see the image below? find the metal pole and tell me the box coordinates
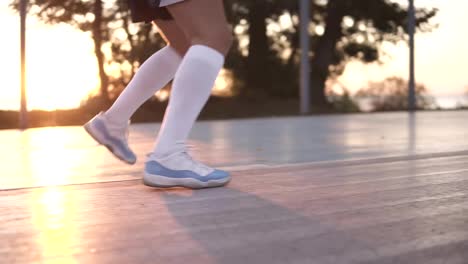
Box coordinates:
[20,0,28,129]
[299,0,311,114]
[408,0,416,111]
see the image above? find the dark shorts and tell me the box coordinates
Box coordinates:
[128,0,173,23]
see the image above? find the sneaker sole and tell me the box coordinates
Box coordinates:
[143,173,231,189]
[84,122,136,165]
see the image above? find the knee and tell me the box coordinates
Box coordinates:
[214,26,234,54]
[191,26,233,56]
[170,41,190,57]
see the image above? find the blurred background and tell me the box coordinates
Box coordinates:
[1,0,468,129]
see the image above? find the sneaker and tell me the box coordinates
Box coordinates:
[143,147,231,189]
[83,112,137,164]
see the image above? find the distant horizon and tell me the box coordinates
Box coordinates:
[0,92,465,111]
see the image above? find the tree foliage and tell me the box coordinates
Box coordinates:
[223,0,437,106]
[11,0,438,111]
[307,0,437,107]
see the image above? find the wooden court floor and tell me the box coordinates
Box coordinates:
[2,151,468,264]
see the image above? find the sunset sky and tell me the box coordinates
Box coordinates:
[1,0,468,111]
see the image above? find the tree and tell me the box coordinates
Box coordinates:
[225,0,437,108]
[356,77,436,111]
[224,0,303,99]
[92,0,109,102]
[307,0,437,108]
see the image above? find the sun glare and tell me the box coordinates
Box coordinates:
[3,10,99,111]
[32,187,79,263]
[27,23,99,110]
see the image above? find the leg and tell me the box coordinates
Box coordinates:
[84,19,190,164]
[104,19,191,127]
[153,18,191,57]
[145,0,233,188]
[153,0,233,156]
[167,0,233,55]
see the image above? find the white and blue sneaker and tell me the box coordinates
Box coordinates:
[83,112,137,164]
[143,149,231,189]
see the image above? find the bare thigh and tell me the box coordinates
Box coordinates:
[166,0,233,55]
[153,18,191,56]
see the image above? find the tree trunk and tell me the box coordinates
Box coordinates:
[93,0,110,105]
[246,1,271,98]
[310,0,345,108]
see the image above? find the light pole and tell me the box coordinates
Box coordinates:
[299,0,311,114]
[20,0,28,129]
[408,0,416,111]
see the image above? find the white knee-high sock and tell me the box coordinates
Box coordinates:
[153,45,225,157]
[104,46,182,126]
